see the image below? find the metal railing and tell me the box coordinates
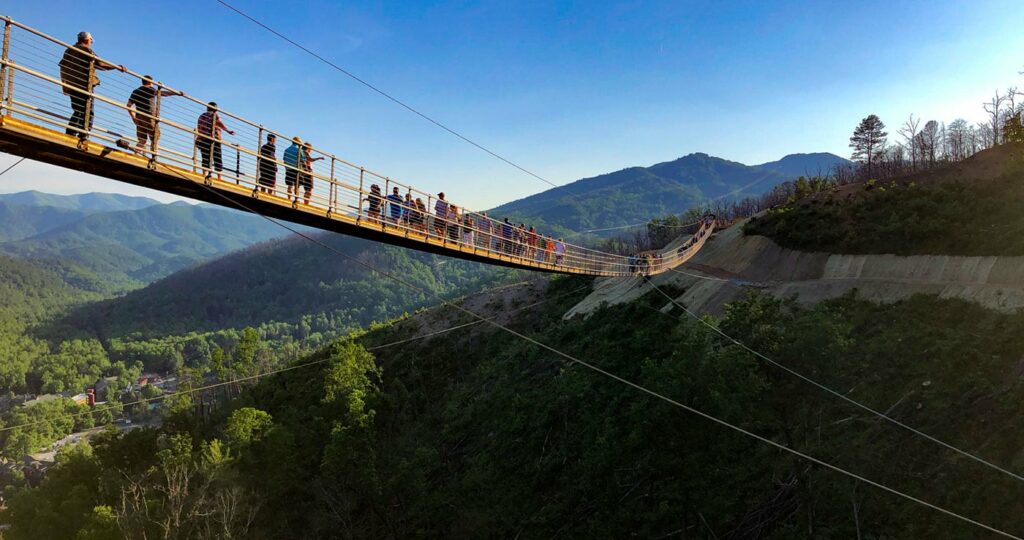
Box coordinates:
[0,17,713,277]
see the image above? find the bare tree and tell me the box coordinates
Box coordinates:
[898,114,921,170]
[975,122,995,150]
[1006,86,1023,117]
[920,120,940,167]
[946,119,971,161]
[983,90,1006,146]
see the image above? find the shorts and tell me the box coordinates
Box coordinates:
[299,173,312,190]
[134,119,155,143]
[285,169,298,187]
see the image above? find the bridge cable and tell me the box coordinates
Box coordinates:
[215,0,563,192]
[156,161,1019,538]
[0,157,26,178]
[214,1,738,235]
[641,276,1024,484]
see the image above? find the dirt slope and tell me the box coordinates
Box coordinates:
[565,221,1024,318]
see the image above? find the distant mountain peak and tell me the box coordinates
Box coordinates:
[0,190,161,212]
[489,150,852,235]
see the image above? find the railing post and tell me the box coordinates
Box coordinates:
[0,19,11,118]
[329,157,336,216]
[356,167,364,224]
[404,188,411,239]
[149,81,162,168]
[80,57,96,146]
[256,127,263,188]
[427,194,433,240]
[383,177,389,230]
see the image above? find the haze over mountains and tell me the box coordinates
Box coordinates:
[0,193,287,292]
[492,152,850,233]
[0,190,160,213]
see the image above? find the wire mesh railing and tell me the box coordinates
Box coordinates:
[0,17,713,276]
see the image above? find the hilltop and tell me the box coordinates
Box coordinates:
[490,152,849,234]
[49,232,519,340]
[745,143,1024,256]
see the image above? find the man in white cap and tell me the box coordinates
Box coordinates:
[59,31,125,140]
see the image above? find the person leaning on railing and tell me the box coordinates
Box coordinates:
[126,75,181,154]
[300,142,322,205]
[58,31,125,140]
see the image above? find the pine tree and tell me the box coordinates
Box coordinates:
[850,115,888,177]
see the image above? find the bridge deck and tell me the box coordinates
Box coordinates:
[0,16,713,276]
[0,116,599,274]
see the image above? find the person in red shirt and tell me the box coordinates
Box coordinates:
[195,102,234,180]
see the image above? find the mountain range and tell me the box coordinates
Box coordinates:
[0,194,288,292]
[491,152,850,234]
[0,190,160,213]
[1,148,846,319]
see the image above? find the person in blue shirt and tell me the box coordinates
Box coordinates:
[283,137,304,200]
[386,187,403,224]
[501,218,513,254]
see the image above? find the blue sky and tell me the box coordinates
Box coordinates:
[1,0,1022,208]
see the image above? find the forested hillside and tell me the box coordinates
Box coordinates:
[1,203,287,288]
[53,232,519,340]
[0,202,90,242]
[0,254,105,393]
[6,278,1024,538]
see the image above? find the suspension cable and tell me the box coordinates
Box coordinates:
[0,157,26,178]
[162,161,1020,538]
[641,276,1024,484]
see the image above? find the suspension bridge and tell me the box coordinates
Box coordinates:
[0,17,714,277]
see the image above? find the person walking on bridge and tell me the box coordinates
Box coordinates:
[554,238,566,266]
[478,212,492,250]
[257,134,277,194]
[387,187,403,224]
[501,218,513,254]
[126,76,180,154]
[283,137,304,200]
[433,193,449,239]
[402,192,414,226]
[195,102,234,181]
[366,184,383,224]
[59,31,125,141]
